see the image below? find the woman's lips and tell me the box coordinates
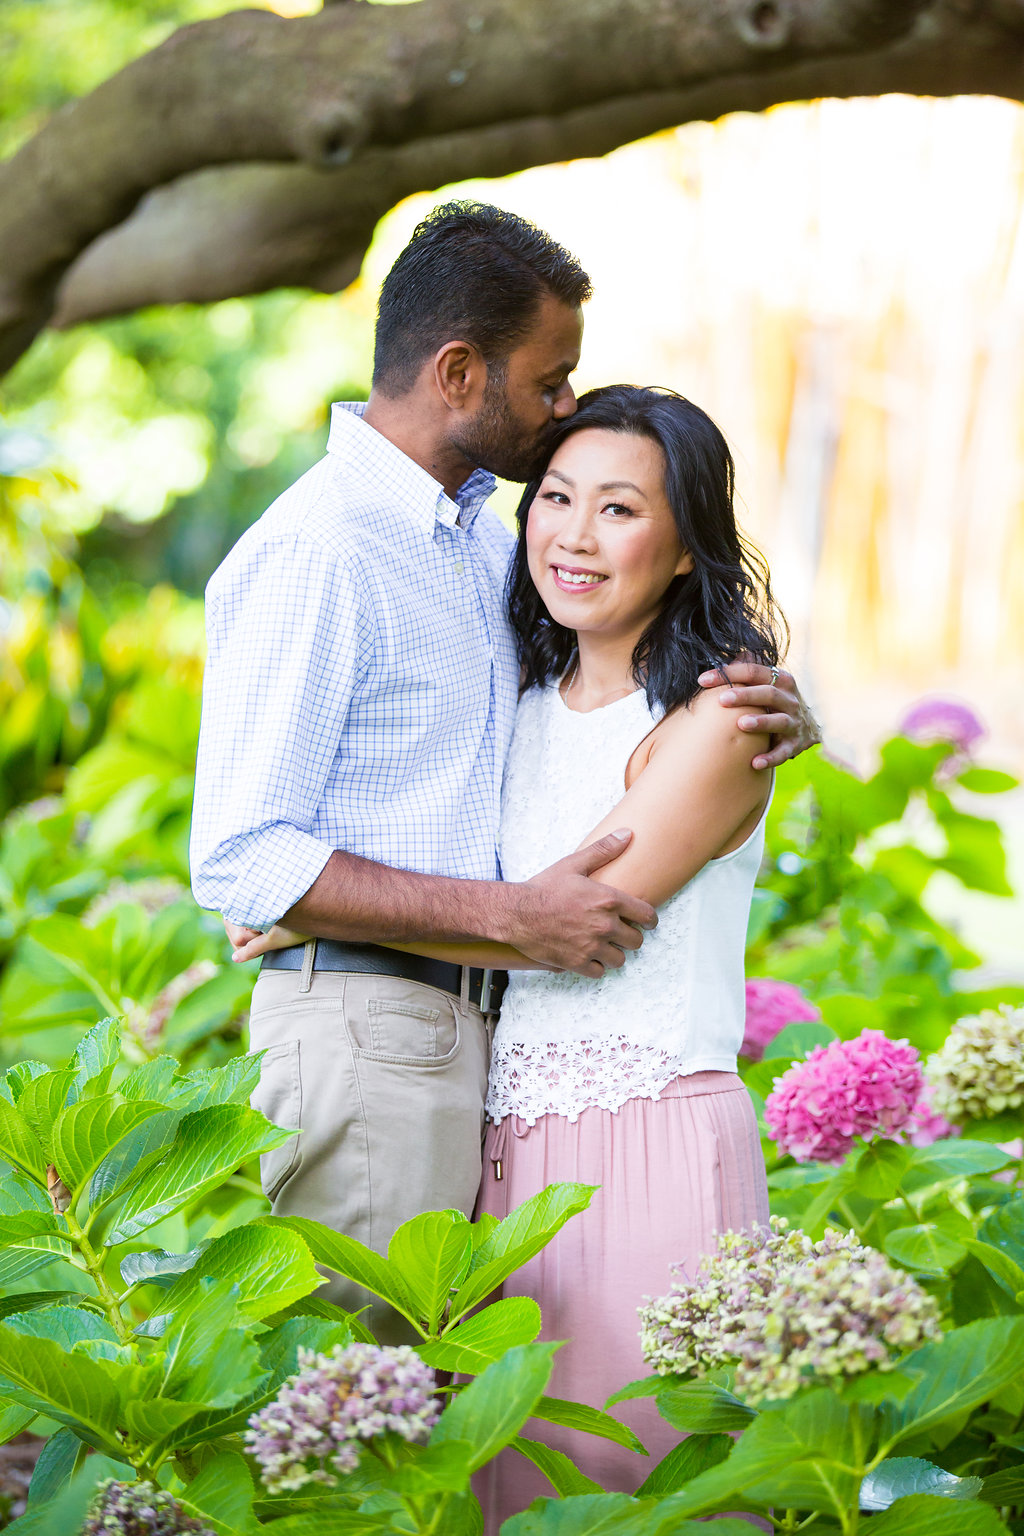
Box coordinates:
[551,565,608,593]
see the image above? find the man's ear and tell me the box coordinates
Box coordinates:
[433,339,488,411]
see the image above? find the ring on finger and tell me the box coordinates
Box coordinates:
[770,665,779,685]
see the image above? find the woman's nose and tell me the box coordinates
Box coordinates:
[557,511,596,552]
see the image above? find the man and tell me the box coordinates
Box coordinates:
[190,202,817,1332]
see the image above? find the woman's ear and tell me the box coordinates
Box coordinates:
[675,548,695,577]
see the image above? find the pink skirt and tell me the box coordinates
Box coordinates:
[474,1071,769,1530]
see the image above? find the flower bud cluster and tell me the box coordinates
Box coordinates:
[742,978,820,1061]
[83,1480,213,1535]
[765,1029,922,1164]
[924,1005,1024,1122]
[245,1342,441,1493]
[639,1219,942,1404]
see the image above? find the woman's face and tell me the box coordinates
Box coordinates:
[526,427,694,646]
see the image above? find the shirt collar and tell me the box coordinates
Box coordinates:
[327,402,497,531]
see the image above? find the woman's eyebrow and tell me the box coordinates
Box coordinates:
[544,468,574,486]
[598,479,646,498]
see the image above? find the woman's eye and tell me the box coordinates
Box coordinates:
[541,490,569,505]
[603,502,634,518]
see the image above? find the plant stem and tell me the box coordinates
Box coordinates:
[62,1206,133,1347]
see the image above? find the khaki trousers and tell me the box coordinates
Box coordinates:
[247,966,490,1341]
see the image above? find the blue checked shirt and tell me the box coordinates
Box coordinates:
[189,403,520,928]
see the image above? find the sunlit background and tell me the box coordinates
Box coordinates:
[1,2,1022,969]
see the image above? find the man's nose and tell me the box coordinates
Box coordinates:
[552,382,577,420]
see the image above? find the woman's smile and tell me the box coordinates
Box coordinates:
[551,564,608,591]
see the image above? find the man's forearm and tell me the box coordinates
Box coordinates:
[284,849,521,946]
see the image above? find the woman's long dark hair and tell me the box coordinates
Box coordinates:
[507,385,785,714]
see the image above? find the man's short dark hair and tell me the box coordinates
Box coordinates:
[372,201,592,397]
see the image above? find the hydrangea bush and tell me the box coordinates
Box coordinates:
[639,1218,942,1402]
[741,978,820,1061]
[82,1482,213,1536]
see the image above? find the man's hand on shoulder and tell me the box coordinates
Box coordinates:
[501,830,657,979]
[697,661,821,770]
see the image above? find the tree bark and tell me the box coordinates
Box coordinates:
[0,0,930,372]
[4,0,1024,374]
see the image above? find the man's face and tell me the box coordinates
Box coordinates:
[449,293,583,482]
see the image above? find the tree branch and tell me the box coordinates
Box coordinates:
[0,0,930,372]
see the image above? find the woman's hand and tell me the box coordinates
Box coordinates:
[224,918,309,963]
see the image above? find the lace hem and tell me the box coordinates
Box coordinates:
[484,1036,737,1125]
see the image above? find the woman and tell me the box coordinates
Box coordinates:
[237,385,781,1515]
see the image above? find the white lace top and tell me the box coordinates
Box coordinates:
[486,681,772,1125]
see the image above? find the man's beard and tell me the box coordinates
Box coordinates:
[449,378,557,483]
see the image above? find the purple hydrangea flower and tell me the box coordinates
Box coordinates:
[639,1218,942,1403]
[245,1342,441,1493]
[899,697,985,755]
[82,1481,213,1535]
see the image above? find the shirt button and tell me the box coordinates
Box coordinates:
[454,561,464,575]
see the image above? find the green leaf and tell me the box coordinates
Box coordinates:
[879,1318,1024,1451]
[635,1433,732,1496]
[103,1105,292,1244]
[0,1097,47,1182]
[962,1239,1024,1301]
[387,1440,475,1495]
[979,1465,1024,1504]
[650,1382,756,1434]
[657,1389,868,1519]
[162,1223,323,1322]
[956,767,1018,794]
[86,1107,185,1222]
[71,1019,121,1095]
[0,1403,36,1445]
[16,1071,76,1161]
[51,1096,167,1194]
[175,1051,266,1111]
[501,1492,662,1535]
[511,1436,603,1495]
[26,1426,84,1508]
[432,1342,558,1472]
[857,1141,913,1200]
[257,1215,417,1325]
[763,1021,837,1060]
[178,1450,259,1536]
[155,1279,266,1416]
[533,1396,646,1455]
[387,1209,473,1333]
[116,1056,180,1102]
[450,1184,596,1321]
[860,1457,983,1510]
[884,1224,967,1273]
[120,1246,205,1289]
[604,1375,662,1406]
[0,1213,77,1286]
[0,1319,122,1449]
[418,1296,541,1374]
[904,1141,1014,1192]
[862,1494,1009,1533]
[979,1196,1024,1265]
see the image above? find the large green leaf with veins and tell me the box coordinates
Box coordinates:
[100,1105,291,1244]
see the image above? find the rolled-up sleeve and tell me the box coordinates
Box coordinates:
[189,532,368,927]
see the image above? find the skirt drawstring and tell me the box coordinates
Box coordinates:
[488,1115,530,1180]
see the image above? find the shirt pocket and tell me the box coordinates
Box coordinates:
[250,1039,303,1202]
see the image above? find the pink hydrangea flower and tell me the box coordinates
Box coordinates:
[742,979,821,1061]
[899,697,985,755]
[765,1030,923,1164]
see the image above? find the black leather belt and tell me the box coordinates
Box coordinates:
[261,938,506,1014]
